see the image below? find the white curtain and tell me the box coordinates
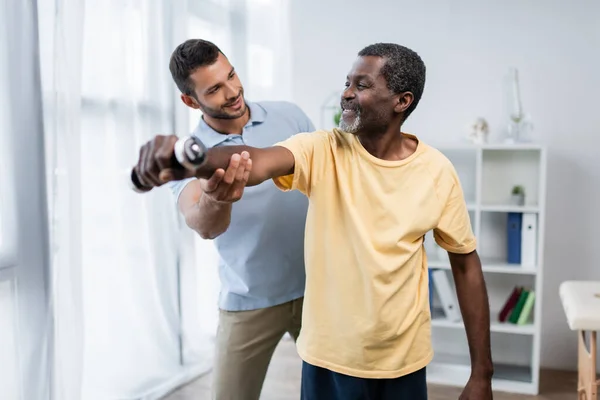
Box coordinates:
[28,0,295,398]
[1,1,52,400]
[37,0,85,398]
[38,0,211,398]
[0,4,23,398]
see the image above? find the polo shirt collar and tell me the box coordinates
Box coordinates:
[194,101,266,147]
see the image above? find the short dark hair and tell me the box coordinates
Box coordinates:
[169,39,224,97]
[358,43,426,119]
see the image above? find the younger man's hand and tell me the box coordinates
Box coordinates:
[200,151,252,204]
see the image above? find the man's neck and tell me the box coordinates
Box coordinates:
[358,123,417,161]
[203,106,251,135]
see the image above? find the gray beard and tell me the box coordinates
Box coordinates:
[339,110,361,133]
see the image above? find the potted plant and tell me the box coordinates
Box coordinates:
[333,108,342,127]
[510,185,525,206]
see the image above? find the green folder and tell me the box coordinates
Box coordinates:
[517,290,535,325]
[509,289,530,324]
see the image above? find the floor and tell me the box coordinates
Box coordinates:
[163,338,579,400]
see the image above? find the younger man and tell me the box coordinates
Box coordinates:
[166,39,313,399]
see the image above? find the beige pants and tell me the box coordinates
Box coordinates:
[212,297,304,400]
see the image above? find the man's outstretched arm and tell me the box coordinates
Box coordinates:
[133,134,295,190]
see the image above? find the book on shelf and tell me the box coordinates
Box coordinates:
[507,212,538,267]
[428,270,537,326]
[521,213,538,267]
[498,286,522,322]
[428,268,434,314]
[498,285,535,325]
[507,212,522,264]
[517,290,535,325]
[428,268,461,322]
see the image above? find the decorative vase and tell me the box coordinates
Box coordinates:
[503,67,526,144]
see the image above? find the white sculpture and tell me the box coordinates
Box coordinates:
[467,117,489,144]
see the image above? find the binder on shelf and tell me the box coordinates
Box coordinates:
[431,269,461,322]
[508,288,530,324]
[428,268,446,319]
[520,213,538,267]
[507,212,522,264]
[428,268,434,314]
[517,290,536,325]
[498,286,523,322]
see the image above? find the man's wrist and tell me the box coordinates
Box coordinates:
[199,192,232,209]
[470,363,494,380]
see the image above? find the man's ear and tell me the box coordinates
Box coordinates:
[181,94,200,110]
[394,92,414,114]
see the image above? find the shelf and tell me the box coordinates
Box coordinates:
[426,143,545,396]
[428,260,538,275]
[427,353,536,395]
[480,143,543,151]
[431,314,535,335]
[481,149,542,207]
[480,204,539,213]
[434,142,543,151]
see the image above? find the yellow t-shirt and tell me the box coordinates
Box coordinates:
[273,128,477,379]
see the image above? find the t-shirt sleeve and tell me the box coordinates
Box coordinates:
[433,166,477,254]
[272,130,330,196]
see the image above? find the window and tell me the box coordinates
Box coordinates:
[209,0,230,6]
[183,13,235,340]
[187,15,233,132]
[78,2,181,393]
[0,148,17,269]
[244,0,291,101]
[0,205,3,251]
[0,278,19,399]
[35,0,251,396]
[178,2,293,341]
[38,0,187,396]
[248,44,274,88]
[0,37,16,269]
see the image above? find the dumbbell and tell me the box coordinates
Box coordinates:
[130,135,207,192]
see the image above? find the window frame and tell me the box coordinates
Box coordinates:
[0,88,18,271]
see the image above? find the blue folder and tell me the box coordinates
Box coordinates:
[507,212,522,264]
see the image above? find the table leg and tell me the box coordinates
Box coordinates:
[578,330,597,400]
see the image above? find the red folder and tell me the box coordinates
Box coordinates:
[498,286,523,322]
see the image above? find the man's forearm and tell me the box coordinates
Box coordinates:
[191,144,294,187]
[195,145,265,186]
[449,250,494,379]
[184,194,232,240]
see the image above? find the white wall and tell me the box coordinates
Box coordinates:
[289,0,600,371]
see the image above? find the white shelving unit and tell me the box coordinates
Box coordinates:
[424,142,547,395]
